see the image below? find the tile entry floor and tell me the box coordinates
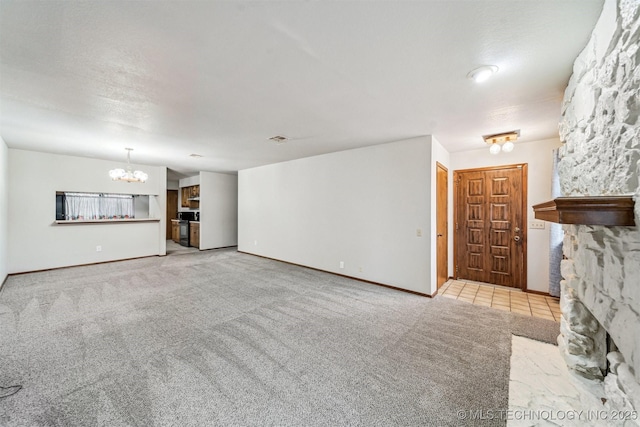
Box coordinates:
[439,279,561,322]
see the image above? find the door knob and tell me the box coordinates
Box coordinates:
[514,235,521,242]
[514,227,521,233]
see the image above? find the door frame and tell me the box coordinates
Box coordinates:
[453,163,528,290]
[436,162,449,289]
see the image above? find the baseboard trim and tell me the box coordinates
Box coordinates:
[7,254,160,276]
[525,289,553,297]
[238,251,432,298]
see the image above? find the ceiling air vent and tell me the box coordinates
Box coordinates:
[268,135,288,144]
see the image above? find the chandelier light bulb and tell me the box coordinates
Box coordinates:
[502,141,514,153]
[489,143,501,155]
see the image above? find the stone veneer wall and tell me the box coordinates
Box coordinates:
[557,0,640,412]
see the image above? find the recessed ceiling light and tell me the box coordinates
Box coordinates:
[268,135,288,144]
[189,153,204,158]
[467,65,499,83]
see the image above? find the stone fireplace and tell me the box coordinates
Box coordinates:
[551,0,640,413]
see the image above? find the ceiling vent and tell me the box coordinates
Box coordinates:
[268,135,288,144]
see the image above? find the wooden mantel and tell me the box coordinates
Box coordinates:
[532,196,636,226]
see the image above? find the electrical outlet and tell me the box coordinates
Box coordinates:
[529,221,545,230]
[96,245,102,252]
[339,261,344,269]
[416,228,422,237]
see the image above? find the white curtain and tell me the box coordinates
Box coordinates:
[549,149,562,297]
[65,193,134,220]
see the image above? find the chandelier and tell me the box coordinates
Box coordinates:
[109,148,148,183]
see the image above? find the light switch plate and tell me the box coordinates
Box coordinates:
[529,221,545,230]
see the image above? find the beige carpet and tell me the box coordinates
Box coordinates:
[0,248,559,426]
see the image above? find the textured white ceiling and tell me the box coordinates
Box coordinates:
[0,0,603,175]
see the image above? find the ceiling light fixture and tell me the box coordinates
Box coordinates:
[268,135,288,144]
[467,65,499,83]
[109,148,148,183]
[483,130,520,155]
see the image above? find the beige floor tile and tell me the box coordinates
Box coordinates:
[473,300,492,307]
[528,300,550,309]
[492,302,510,309]
[539,308,556,315]
[510,301,530,308]
[441,293,458,299]
[532,312,556,321]
[493,299,510,306]
[492,305,510,311]
[527,292,547,298]
[511,300,530,307]
[474,296,492,302]
[512,309,532,316]
[459,291,477,298]
[476,290,494,296]
[458,297,475,302]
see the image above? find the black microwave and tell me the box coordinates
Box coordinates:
[178,212,196,221]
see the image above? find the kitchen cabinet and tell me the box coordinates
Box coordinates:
[181,188,189,207]
[189,222,200,249]
[181,185,200,209]
[171,220,180,242]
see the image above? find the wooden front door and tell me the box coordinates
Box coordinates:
[436,162,448,289]
[454,164,527,289]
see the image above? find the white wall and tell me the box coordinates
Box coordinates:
[0,138,8,286]
[238,136,433,295]
[450,137,561,293]
[8,149,167,273]
[199,171,238,250]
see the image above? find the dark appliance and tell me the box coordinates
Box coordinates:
[178,212,196,221]
[179,220,190,247]
[178,212,196,246]
[55,193,66,220]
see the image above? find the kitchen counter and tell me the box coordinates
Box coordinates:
[55,218,160,225]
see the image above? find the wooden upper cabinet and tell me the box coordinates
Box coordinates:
[181,187,190,207]
[180,185,200,208]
